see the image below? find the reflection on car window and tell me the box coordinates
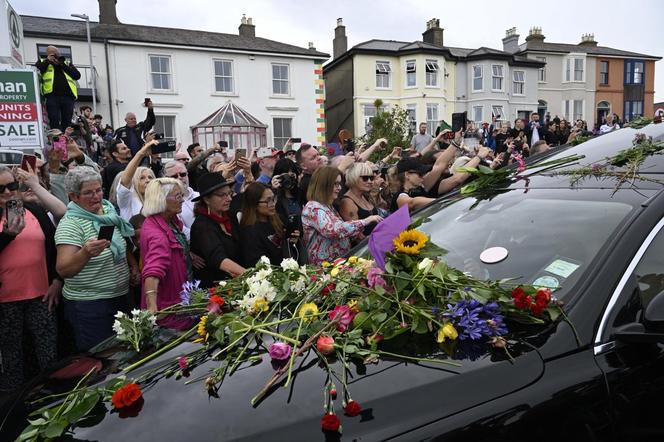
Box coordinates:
[403,190,632,300]
[635,228,664,308]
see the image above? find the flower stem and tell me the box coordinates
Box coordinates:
[375,350,461,367]
[123,326,197,374]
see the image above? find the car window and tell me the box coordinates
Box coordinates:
[357,189,635,301]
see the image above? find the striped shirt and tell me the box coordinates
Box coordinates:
[54,210,129,301]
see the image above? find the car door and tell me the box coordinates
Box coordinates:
[594,215,664,442]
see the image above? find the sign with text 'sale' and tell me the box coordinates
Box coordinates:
[0,69,44,149]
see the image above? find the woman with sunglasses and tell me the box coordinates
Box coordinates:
[339,162,380,238]
[302,166,382,266]
[190,173,245,287]
[140,177,193,330]
[0,166,63,391]
[239,183,304,267]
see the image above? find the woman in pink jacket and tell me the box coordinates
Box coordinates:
[140,178,193,330]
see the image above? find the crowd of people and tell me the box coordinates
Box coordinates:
[0,45,624,392]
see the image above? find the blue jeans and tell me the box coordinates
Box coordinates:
[45,94,75,131]
[64,296,127,352]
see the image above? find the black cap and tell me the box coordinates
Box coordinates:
[192,173,235,202]
[396,158,429,175]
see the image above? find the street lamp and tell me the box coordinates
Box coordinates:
[70,13,96,115]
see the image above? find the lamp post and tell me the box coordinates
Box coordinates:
[70,13,96,115]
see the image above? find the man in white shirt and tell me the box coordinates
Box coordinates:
[600,114,620,134]
[410,122,434,152]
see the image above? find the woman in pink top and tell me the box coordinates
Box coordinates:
[140,178,193,330]
[0,166,64,391]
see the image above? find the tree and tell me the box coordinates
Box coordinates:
[360,99,411,161]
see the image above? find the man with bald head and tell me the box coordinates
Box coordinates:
[35,45,81,131]
[113,99,156,155]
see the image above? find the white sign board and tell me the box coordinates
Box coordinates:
[0,1,24,67]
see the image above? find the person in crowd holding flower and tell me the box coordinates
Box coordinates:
[302,166,382,265]
[55,167,136,351]
[339,162,380,239]
[0,166,64,391]
[239,182,305,267]
[140,178,193,330]
[190,173,245,287]
[117,139,158,220]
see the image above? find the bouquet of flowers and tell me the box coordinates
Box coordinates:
[112,309,158,352]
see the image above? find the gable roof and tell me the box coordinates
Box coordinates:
[20,15,329,59]
[517,41,661,60]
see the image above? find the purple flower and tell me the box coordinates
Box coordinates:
[443,300,507,341]
[180,280,201,305]
[367,267,389,290]
[268,342,292,361]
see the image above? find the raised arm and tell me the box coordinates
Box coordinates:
[120,139,158,189]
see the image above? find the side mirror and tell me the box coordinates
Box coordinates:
[613,290,664,344]
[644,289,664,332]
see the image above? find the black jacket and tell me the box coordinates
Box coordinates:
[190,214,242,288]
[0,202,59,288]
[113,108,156,155]
[239,221,307,268]
[35,58,81,98]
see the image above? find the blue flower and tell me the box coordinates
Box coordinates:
[443,300,507,341]
[180,280,201,305]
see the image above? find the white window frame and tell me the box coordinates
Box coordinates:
[405,59,417,88]
[375,61,391,89]
[271,63,291,96]
[213,59,235,95]
[491,64,504,92]
[406,104,417,132]
[363,104,378,133]
[426,103,439,136]
[472,105,483,123]
[573,99,584,121]
[472,65,483,92]
[153,114,177,158]
[536,56,546,82]
[562,100,584,121]
[425,59,439,87]
[272,117,293,148]
[492,105,505,123]
[148,54,174,92]
[512,70,525,96]
[564,56,585,83]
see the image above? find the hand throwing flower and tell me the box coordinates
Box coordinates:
[393,229,428,255]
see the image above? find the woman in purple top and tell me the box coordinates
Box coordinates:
[140,178,193,330]
[302,167,382,266]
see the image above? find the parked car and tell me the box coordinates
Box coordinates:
[1,123,664,441]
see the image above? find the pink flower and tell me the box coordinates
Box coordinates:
[177,356,188,371]
[316,335,335,355]
[367,267,388,290]
[329,305,356,332]
[268,342,292,361]
[513,154,526,173]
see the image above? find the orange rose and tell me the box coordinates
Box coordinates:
[112,383,142,409]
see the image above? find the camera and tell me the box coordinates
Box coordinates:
[153,133,165,140]
[52,135,60,142]
[278,174,296,190]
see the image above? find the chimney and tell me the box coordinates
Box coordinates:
[422,18,444,47]
[239,14,255,38]
[579,33,598,47]
[333,18,347,59]
[502,27,520,53]
[525,26,545,46]
[308,42,316,51]
[98,0,119,24]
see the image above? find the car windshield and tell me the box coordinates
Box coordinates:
[359,189,636,301]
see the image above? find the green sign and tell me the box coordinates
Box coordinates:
[0,69,43,148]
[0,70,35,102]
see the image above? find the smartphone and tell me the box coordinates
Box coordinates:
[98,225,115,242]
[6,199,24,227]
[144,97,151,106]
[236,148,247,159]
[152,140,177,154]
[290,138,302,143]
[285,215,299,237]
[217,141,229,148]
[21,154,37,171]
[452,112,467,133]
[401,148,413,159]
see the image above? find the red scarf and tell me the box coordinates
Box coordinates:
[196,206,233,233]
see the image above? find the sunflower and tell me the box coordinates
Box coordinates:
[298,302,319,322]
[195,315,209,344]
[393,229,428,255]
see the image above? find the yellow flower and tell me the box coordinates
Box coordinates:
[195,315,210,343]
[393,229,428,255]
[348,256,358,264]
[347,299,359,312]
[330,267,340,277]
[436,323,458,343]
[253,298,269,314]
[298,302,319,322]
[322,261,332,268]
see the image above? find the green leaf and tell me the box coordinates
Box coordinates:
[467,289,489,304]
[384,261,394,275]
[478,165,495,174]
[43,418,69,439]
[66,392,100,423]
[26,418,46,426]
[417,284,426,297]
[17,426,39,442]
[352,312,372,331]
[105,377,126,392]
[547,306,561,322]
[343,344,359,354]
[372,312,387,323]
[214,327,226,344]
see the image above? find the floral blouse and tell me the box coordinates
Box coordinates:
[302,201,366,265]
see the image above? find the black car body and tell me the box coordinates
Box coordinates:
[2,123,664,441]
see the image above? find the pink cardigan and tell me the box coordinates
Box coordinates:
[140,215,193,330]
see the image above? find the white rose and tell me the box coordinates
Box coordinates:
[218,281,227,287]
[417,258,434,274]
[280,258,299,272]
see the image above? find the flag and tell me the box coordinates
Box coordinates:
[368,205,411,270]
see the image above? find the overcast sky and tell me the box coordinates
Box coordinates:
[15,0,664,104]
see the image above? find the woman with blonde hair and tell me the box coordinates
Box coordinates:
[140,177,192,329]
[302,166,382,265]
[339,162,379,238]
[116,140,158,220]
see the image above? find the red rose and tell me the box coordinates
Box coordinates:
[512,287,533,310]
[321,413,341,432]
[535,288,552,304]
[111,383,142,409]
[344,400,362,417]
[206,295,225,314]
[317,335,335,355]
[321,283,336,297]
[530,297,548,316]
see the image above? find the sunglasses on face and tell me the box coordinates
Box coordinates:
[168,172,188,178]
[360,175,374,182]
[0,181,19,193]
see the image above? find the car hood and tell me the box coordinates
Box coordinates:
[4,336,545,441]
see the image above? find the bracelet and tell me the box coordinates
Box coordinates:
[145,290,157,296]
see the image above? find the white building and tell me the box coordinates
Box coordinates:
[20,0,328,150]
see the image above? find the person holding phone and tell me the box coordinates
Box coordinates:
[239,183,305,267]
[113,100,156,156]
[117,139,158,220]
[0,166,63,391]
